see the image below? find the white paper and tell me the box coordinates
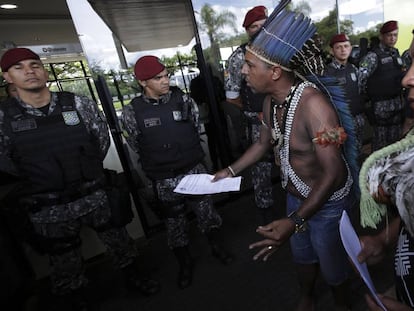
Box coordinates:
[339,211,387,311]
[173,174,241,195]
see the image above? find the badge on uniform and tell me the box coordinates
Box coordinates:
[11,119,37,132]
[350,72,357,82]
[62,111,80,125]
[173,110,182,121]
[144,117,161,128]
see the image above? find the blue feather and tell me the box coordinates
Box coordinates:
[306,75,360,197]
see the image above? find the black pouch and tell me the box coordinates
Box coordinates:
[104,169,133,227]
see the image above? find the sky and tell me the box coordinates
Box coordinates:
[67,0,388,71]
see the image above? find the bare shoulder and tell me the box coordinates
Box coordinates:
[296,86,340,130]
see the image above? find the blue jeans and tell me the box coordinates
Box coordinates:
[287,193,351,285]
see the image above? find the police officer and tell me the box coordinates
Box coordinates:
[224,5,276,224]
[326,33,366,158]
[359,20,405,151]
[121,56,233,290]
[0,48,160,310]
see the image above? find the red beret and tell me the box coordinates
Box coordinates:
[134,55,165,81]
[380,20,398,34]
[243,6,268,28]
[329,33,350,47]
[1,48,40,72]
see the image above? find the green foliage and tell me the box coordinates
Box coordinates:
[314,5,354,52]
[220,33,248,47]
[197,4,237,71]
[313,4,381,52]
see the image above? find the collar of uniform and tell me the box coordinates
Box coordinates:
[331,58,346,69]
[15,92,56,117]
[142,90,172,105]
[379,42,397,53]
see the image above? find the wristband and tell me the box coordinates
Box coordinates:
[227,165,236,177]
[288,211,306,233]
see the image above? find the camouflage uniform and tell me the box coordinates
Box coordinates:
[0,92,138,295]
[325,59,366,154]
[224,46,274,214]
[358,44,405,151]
[402,50,413,119]
[121,90,222,248]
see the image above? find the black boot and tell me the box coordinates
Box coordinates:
[206,229,234,265]
[172,246,193,289]
[49,287,97,311]
[122,261,160,296]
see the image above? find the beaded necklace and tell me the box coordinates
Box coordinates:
[276,81,352,201]
[271,83,297,150]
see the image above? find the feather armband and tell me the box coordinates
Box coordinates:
[312,126,347,147]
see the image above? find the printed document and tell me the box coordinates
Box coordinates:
[339,211,387,311]
[173,174,241,195]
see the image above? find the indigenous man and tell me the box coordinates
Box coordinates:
[213,1,358,310]
[357,30,414,311]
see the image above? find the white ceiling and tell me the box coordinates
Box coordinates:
[88,0,195,52]
[0,0,78,48]
[0,0,195,53]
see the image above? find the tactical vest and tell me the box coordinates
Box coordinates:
[240,43,266,116]
[131,89,204,180]
[325,63,364,115]
[367,47,403,101]
[2,92,104,197]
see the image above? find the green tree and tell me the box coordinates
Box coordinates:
[314,5,354,52]
[197,4,237,71]
[291,0,311,15]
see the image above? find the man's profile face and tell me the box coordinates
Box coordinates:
[140,68,170,98]
[381,30,398,47]
[242,50,272,94]
[4,59,48,91]
[402,39,414,109]
[332,41,352,63]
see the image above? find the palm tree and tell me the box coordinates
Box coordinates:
[197,4,237,71]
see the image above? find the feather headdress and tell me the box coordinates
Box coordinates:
[246,0,324,78]
[247,0,360,195]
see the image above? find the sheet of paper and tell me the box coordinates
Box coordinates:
[173,174,241,195]
[339,211,387,311]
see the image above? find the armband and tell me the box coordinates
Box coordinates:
[312,126,347,148]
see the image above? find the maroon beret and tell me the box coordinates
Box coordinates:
[134,55,165,81]
[380,20,398,34]
[243,6,268,28]
[329,33,350,47]
[1,48,40,72]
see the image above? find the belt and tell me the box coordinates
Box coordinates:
[21,182,104,212]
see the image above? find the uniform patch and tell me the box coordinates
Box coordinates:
[62,111,80,125]
[350,72,357,82]
[381,56,393,65]
[11,119,37,132]
[173,110,182,121]
[144,117,161,128]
